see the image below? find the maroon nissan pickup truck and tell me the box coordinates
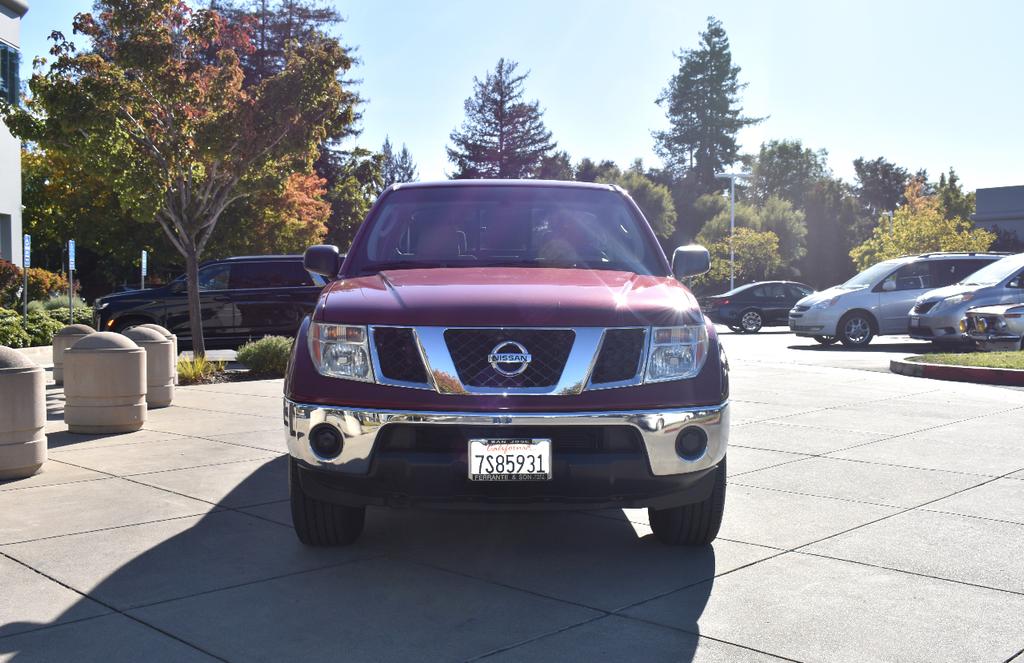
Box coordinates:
[283,180,729,546]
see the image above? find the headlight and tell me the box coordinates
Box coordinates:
[645,325,709,382]
[958,319,968,334]
[95,301,109,310]
[308,323,373,381]
[932,293,972,313]
[810,297,838,310]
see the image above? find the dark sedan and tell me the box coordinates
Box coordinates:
[702,281,814,333]
[93,255,329,348]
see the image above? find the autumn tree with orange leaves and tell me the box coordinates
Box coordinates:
[2,0,355,355]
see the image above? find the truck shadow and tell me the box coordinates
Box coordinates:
[0,454,716,661]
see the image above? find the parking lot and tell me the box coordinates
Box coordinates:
[2,330,1023,662]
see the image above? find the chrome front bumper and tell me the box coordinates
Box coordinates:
[284,399,729,477]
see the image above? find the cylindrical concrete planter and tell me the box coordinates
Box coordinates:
[52,324,96,385]
[123,326,175,408]
[138,324,178,385]
[64,332,147,434]
[0,346,47,479]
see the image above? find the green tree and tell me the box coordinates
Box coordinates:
[850,181,995,270]
[654,17,763,198]
[799,178,861,287]
[694,200,761,247]
[447,58,555,178]
[599,171,677,240]
[936,168,975,221]
[574,158,620,183]
[319,147,384,249]
[853,156,910,222]
[694,228,782,291]
[380,136,418,190]
[4,0,355,355]
[750,140,829,206]
[537,150,574,180]
[759,196,807,265]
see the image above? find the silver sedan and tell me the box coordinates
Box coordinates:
[962,304,1024,351]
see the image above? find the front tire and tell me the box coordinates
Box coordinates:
[649,457,726,546]
[289,457,366,546]
[838,312,875,348]
[728,324,744,333]
[813,335,838,346]
[739,309,763,333]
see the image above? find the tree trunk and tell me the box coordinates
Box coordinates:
[184,250,207,358]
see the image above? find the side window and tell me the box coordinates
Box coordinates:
[1008,271,1024,289]
[229,261,316,289]
[769,284,788,299]
[751,286,768,299]
[932,259,985,287]
[787,285,810,299]
[883,262,931,291]
[197,264,231,291]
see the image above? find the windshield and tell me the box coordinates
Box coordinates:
[347,185,667,276]
[958,253,1024,286]
[839,260,902,289]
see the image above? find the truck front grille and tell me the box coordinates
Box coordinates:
[444,328,574,389]
[372,327,429,384]
[590,328,645,384]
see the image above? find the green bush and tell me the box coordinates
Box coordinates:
[46,304,94,326]
[26,310,65,347]
[42,295,89,312]
[237,336,293,377]
[0,262,73,309]
[0,308,31,348]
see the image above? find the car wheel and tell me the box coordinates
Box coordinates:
[728,324,744,333]
[289,457,365,546]
[813,335,838,346]
[838,312,874,348]
[739,309,763,333]
[648,457,726,546]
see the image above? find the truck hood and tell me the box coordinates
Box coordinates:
[317,267,702,327]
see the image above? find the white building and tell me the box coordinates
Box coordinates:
[0,0,27,267]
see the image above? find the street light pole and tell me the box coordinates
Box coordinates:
[714,172,750,291]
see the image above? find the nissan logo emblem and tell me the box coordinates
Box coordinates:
[488,341,532,377]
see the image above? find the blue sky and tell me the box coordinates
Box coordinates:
[18,0,1024,190]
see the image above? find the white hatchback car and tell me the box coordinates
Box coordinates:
[789,252,1006,347]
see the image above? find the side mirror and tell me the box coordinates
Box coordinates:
[881,279,896,292]
[168,280,186,294]
[671,245,711,280]
[304,244,342,279]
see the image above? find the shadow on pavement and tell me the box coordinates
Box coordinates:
[0,455,716,662]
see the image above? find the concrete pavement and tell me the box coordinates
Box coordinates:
[2,335,1024,662]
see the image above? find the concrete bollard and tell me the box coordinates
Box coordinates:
[52,324,96,385]
[64,332,147,434]
[0,346,47,479]
[138,324,178,385]
[123,327,174,408]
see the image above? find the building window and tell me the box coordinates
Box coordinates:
[0,43,19,105]
[0,214,12,263]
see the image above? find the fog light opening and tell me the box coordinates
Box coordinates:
[675,426,708,461]
[309,424,344,460]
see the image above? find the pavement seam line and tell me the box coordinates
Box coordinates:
[464,614,610,662]
[0,549,231,662]
[0,510,221,547]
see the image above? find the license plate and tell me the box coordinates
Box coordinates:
[468,438,551,481]
[910,317,920,327]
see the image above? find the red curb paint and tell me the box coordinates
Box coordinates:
[890,357,1024,386]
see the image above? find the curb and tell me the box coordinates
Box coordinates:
[890,357,1024,387]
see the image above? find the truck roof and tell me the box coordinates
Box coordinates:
[387,179,619,192]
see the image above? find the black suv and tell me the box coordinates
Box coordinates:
[94,255,328,348]
[702,280,814,333]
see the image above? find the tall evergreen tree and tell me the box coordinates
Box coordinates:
[447,58,556,178]
[936,168,975,221]
[852,156,910,221]
[536,150,574,180]
[750,140,830,206]
[380,136,419,190]
[654,17,762,197]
